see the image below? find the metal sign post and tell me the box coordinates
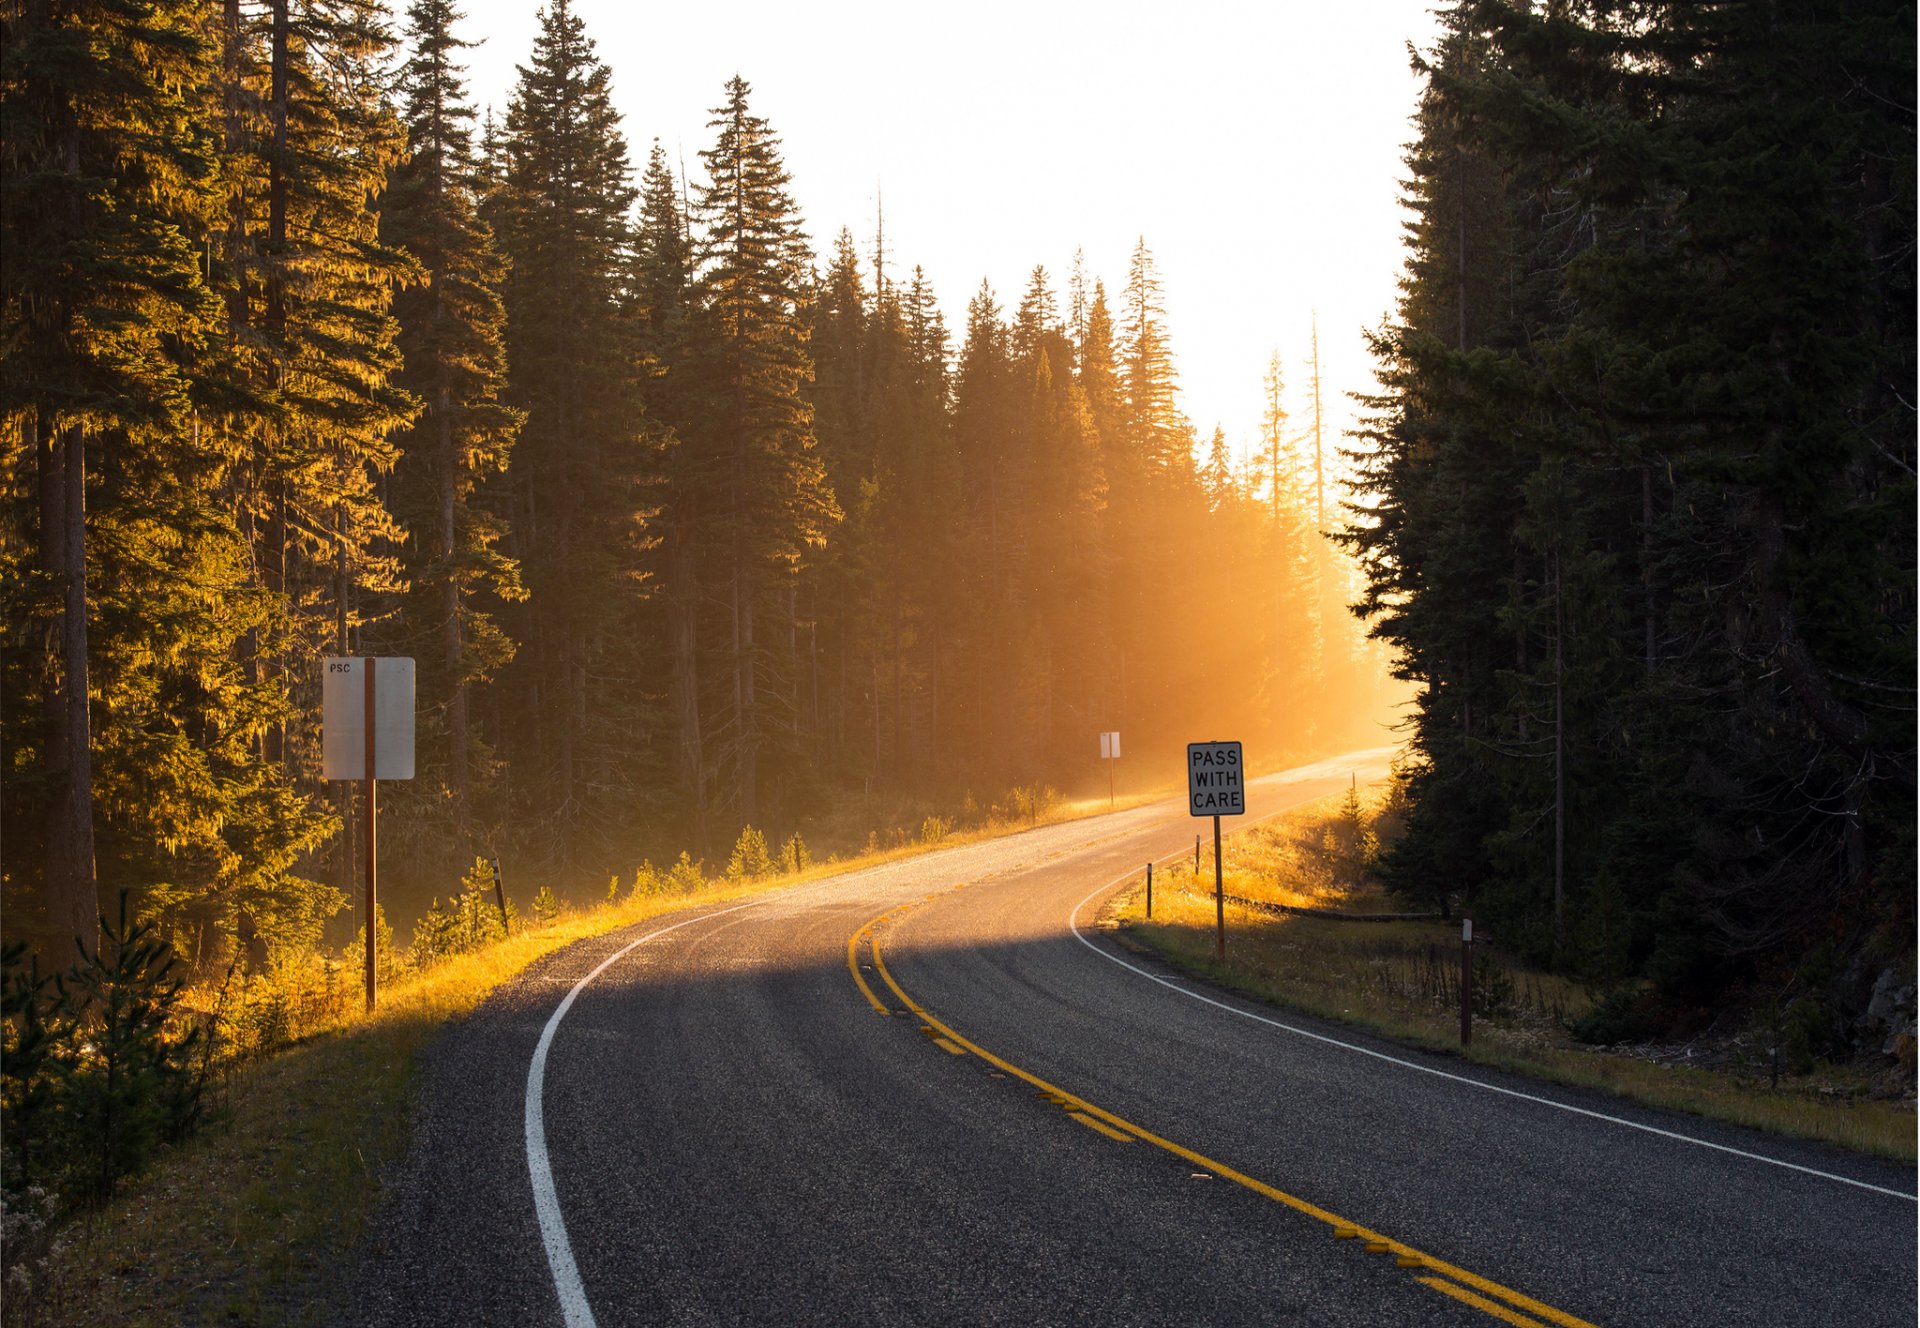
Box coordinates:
[364,659,376,1010]
[323,657,415,1011]
[1187,741,1245,963]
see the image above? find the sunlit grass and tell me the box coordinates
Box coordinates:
[10,787,1170,1326]
[1115,857,1916,1164]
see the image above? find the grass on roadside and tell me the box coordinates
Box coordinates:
[1114,836,1916,1164]
[14,881,775,1328]
[9,783,1176,1328]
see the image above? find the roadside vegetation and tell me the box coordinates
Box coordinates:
[1111,782,1917,1163]
[0,781,1137,1328]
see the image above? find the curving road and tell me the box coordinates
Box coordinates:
[353,749,1917,1327]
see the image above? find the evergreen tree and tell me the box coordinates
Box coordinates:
[380,0,525,839]
[686,75,839,825]
[0,0,345,957]
[492,0,656,861]
[1348,0,1915,1015]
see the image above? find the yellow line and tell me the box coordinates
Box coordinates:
[932,1036,967,1056]
[847,927,889,1015]
[1067,1110,1134,1143]
[1418,1277,1552,1327]
[859,912,1601,1328]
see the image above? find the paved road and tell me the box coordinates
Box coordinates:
[353,749,1917,1326]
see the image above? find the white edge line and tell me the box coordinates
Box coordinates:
[1067,861,1918,1204]
[525,873,860,1327]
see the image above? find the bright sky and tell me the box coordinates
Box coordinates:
[454,0,1445,472]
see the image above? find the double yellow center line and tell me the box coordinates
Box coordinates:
[847,901,1601,1328]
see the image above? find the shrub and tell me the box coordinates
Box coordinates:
[779,833,812,874]
[532,886,560,926]
[411,898,463,971]
[630,861,663,898]
[2,895,213,1213]
[919,816,952,845]
[666,852,705,895]
[727,827,773,881]
[352,905,399,988]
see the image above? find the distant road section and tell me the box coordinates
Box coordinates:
[354,747,1916,1327]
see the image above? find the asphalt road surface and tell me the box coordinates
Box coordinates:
[352,748,1917,1326]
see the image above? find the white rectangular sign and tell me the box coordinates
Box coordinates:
[322,657,416,780]
[1100,731,1121,760]
[1187,740,1244,817]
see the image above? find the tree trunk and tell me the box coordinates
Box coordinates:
[1552,552,1566,964]
[43,419,98,949]
[438,314,467,821]
[668,513,705,841]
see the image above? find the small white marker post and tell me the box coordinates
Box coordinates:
[1187,741,1245,961]
[323,657,415,1010]
[1099,731,1121,808]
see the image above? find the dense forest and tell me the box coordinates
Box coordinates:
[1348,0,1914,1044]
[1,0,1392,962]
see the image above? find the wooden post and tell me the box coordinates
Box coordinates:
[491,855,510,936]
[1213,814,1225,961]
[1460,914,1473,1046]
[364,657,377,1011]
[1145,862,1153,919]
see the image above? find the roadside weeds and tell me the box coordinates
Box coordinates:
[1108,884,1916,1165]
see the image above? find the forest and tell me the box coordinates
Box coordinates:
[1347,0,1914,1045]
[1,0,1392,965]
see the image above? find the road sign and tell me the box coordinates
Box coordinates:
[321,657,414,1013]
[1187,740,1244,817]
[1099,731,1121,760]
[323,657,416,780]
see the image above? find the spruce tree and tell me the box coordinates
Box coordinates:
[381,0,525,836]
[492,0,656,858]
[3,0,234,950]
[686,75,839,825]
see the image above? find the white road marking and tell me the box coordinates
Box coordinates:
[522,793,1215,1325]
[1066,865,1918,1203]
[525,877,862,1327]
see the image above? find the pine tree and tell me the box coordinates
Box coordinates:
[492,0,656,859]
[1117,238,1189,479]
[3,0,242,951]
[1348,0,1915,1007]
[629,140,707,838]
[381,0,525,837]
[686,75,839,825]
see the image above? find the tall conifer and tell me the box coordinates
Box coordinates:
[381,0,525,835]
[687,75,838,825]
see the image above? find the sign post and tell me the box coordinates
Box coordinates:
[364,659,376,1011]
[1098,731,1121,808]
[323,657,415,1010]
[1187,741,1245,961]
[490,855,511,937]
[1460,914,1474,1046]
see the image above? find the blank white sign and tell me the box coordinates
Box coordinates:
[322,657,416,780]
[1100,731,1121,760]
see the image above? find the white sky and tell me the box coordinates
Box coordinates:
[453,0,1445,468]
